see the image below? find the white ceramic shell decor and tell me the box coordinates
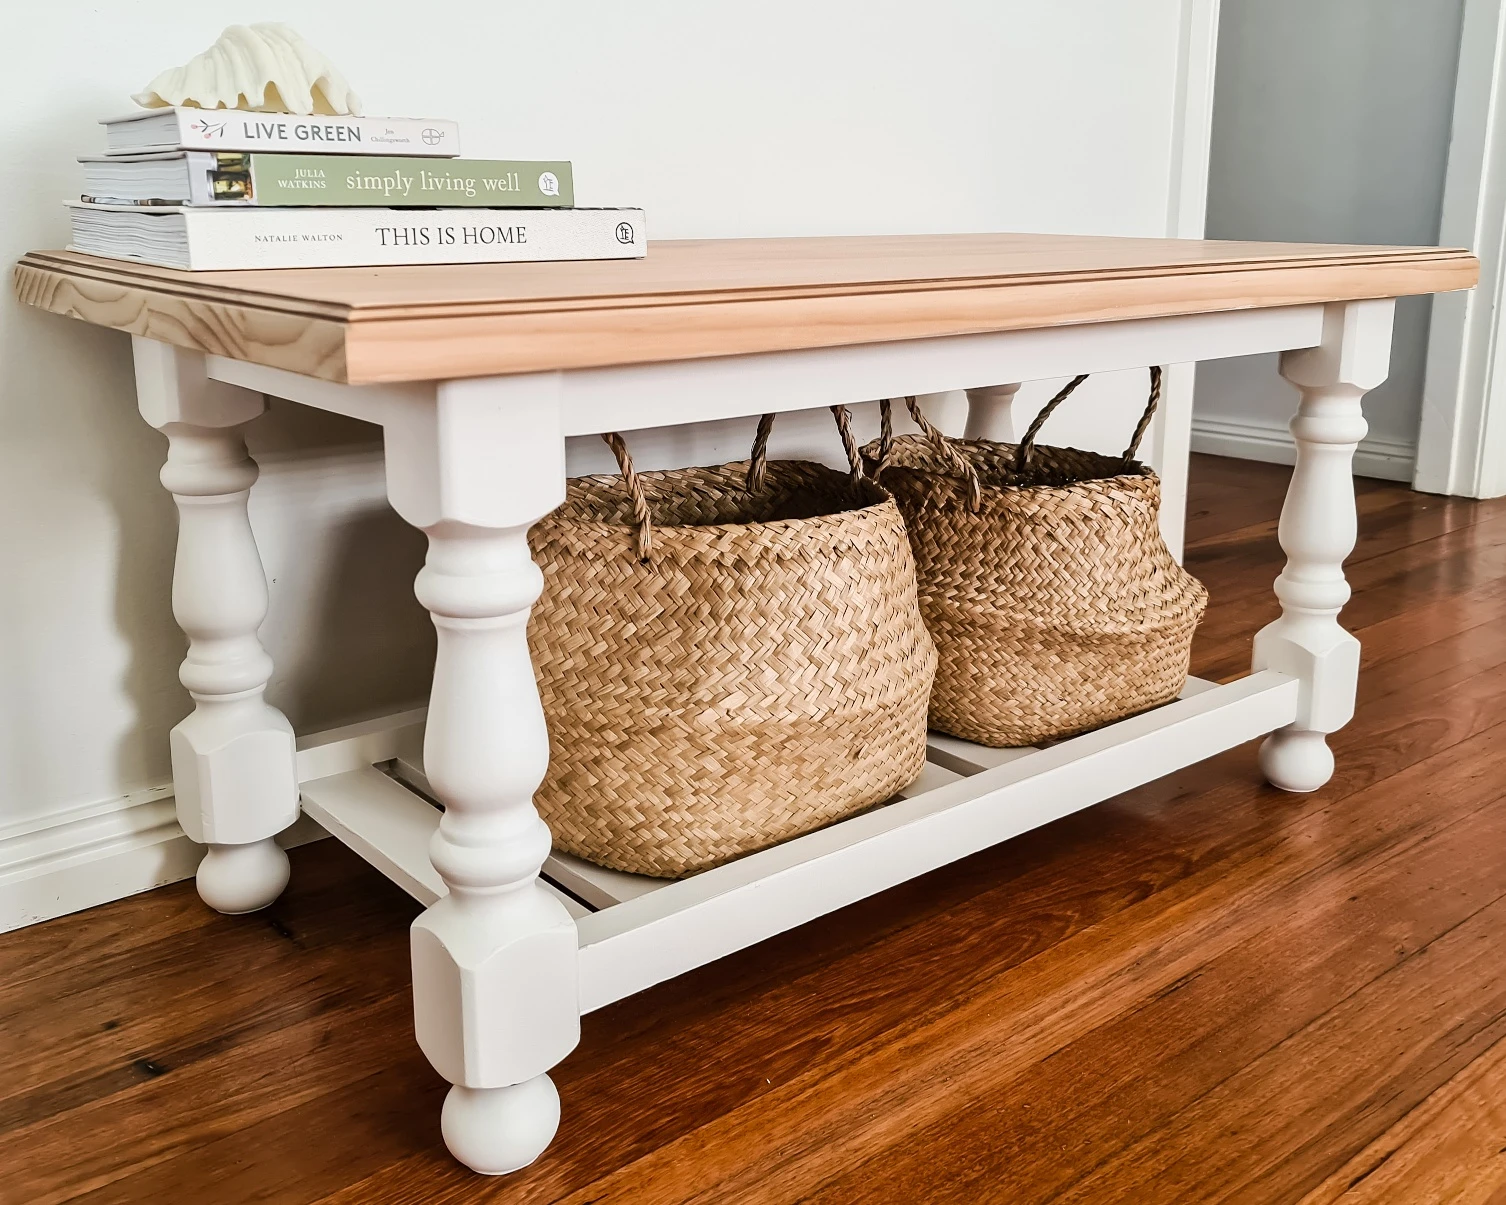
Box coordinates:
[132,23,363,115]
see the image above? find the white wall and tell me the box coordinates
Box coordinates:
[1194,0,1466,480]
[0,0,1210,926]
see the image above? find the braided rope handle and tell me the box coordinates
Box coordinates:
[1014,374,1089,471]
[1120,365,1163,465]
[604,404,869,563]
[746,405,866,490]
[868,370,1164,506]
[600,432,656,562]
[903,396,984,511]
[832,404,865,486]
[1015,367,1164,471]
[745,413,777,492]
[870,397,984,511]
[873,394,987,509]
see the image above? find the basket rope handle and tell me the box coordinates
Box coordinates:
[746,413,778,492]
[874,396,984,511]
[833,404,866,486]
[1014,374,1089,471]
[602,404,870,563]
[1015,367,1164,471]
[746,404,866,492]
[1120,365,1163,465]
[600,432,656,562]
[907,396,984,511]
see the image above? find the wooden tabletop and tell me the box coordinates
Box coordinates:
[14,234,1478,385]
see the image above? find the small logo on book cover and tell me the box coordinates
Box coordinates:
[190,119,227,140]
[538,172,560,197]
[421,128,445,146]
[615,222,635,244]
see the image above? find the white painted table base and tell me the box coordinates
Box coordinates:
[132,296,1394,1176]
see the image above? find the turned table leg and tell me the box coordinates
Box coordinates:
[383,377,579,1175]
[133,339,299,913]
[1255,300,1395,791]
[964,383,1022,440]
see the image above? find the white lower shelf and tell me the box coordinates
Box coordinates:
[293,671,1299,1014]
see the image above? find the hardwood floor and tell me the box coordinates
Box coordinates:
[5,453,1506,1204]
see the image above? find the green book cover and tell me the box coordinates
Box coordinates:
[236,155,574,207]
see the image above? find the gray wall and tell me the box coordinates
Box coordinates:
[1195,0,1466,476]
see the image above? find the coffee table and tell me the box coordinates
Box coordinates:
[14,234,1477,1174]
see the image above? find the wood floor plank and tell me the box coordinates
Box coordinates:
[5,987,416,1205]
[0,827,387,997]
[0,846,417,1116]
[1298,1033,1506,1205]
[71,1066,445,1205]
[7,455,1506,1204]
[1054,894,1506,1204]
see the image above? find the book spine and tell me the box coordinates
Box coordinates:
[182,208,644,270]
[169,110,462,156]
[245,156,574,207]
[186,152,218,206]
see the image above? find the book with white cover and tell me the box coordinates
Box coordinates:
[67,203,646,270]
[102,108,460,157]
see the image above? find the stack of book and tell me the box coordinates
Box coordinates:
[69,109,645,270]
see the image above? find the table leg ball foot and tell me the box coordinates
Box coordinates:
[195,839,290,914]
[441,1076,561,1176]
[1259,728,1335,793]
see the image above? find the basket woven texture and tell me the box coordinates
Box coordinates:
[527,408,938,878]
[863,369,1207,748]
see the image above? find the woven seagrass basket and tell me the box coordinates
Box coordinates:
[527,407,937,878]
[863,368,1207,748]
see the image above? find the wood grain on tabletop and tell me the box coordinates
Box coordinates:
[12,235,1479,383]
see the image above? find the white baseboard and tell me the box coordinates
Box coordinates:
[1190,415,1416,483]
[0,787,327,933]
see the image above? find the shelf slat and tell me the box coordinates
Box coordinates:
[299,768,590,920]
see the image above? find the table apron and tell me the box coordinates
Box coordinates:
[204,303,1326,435]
